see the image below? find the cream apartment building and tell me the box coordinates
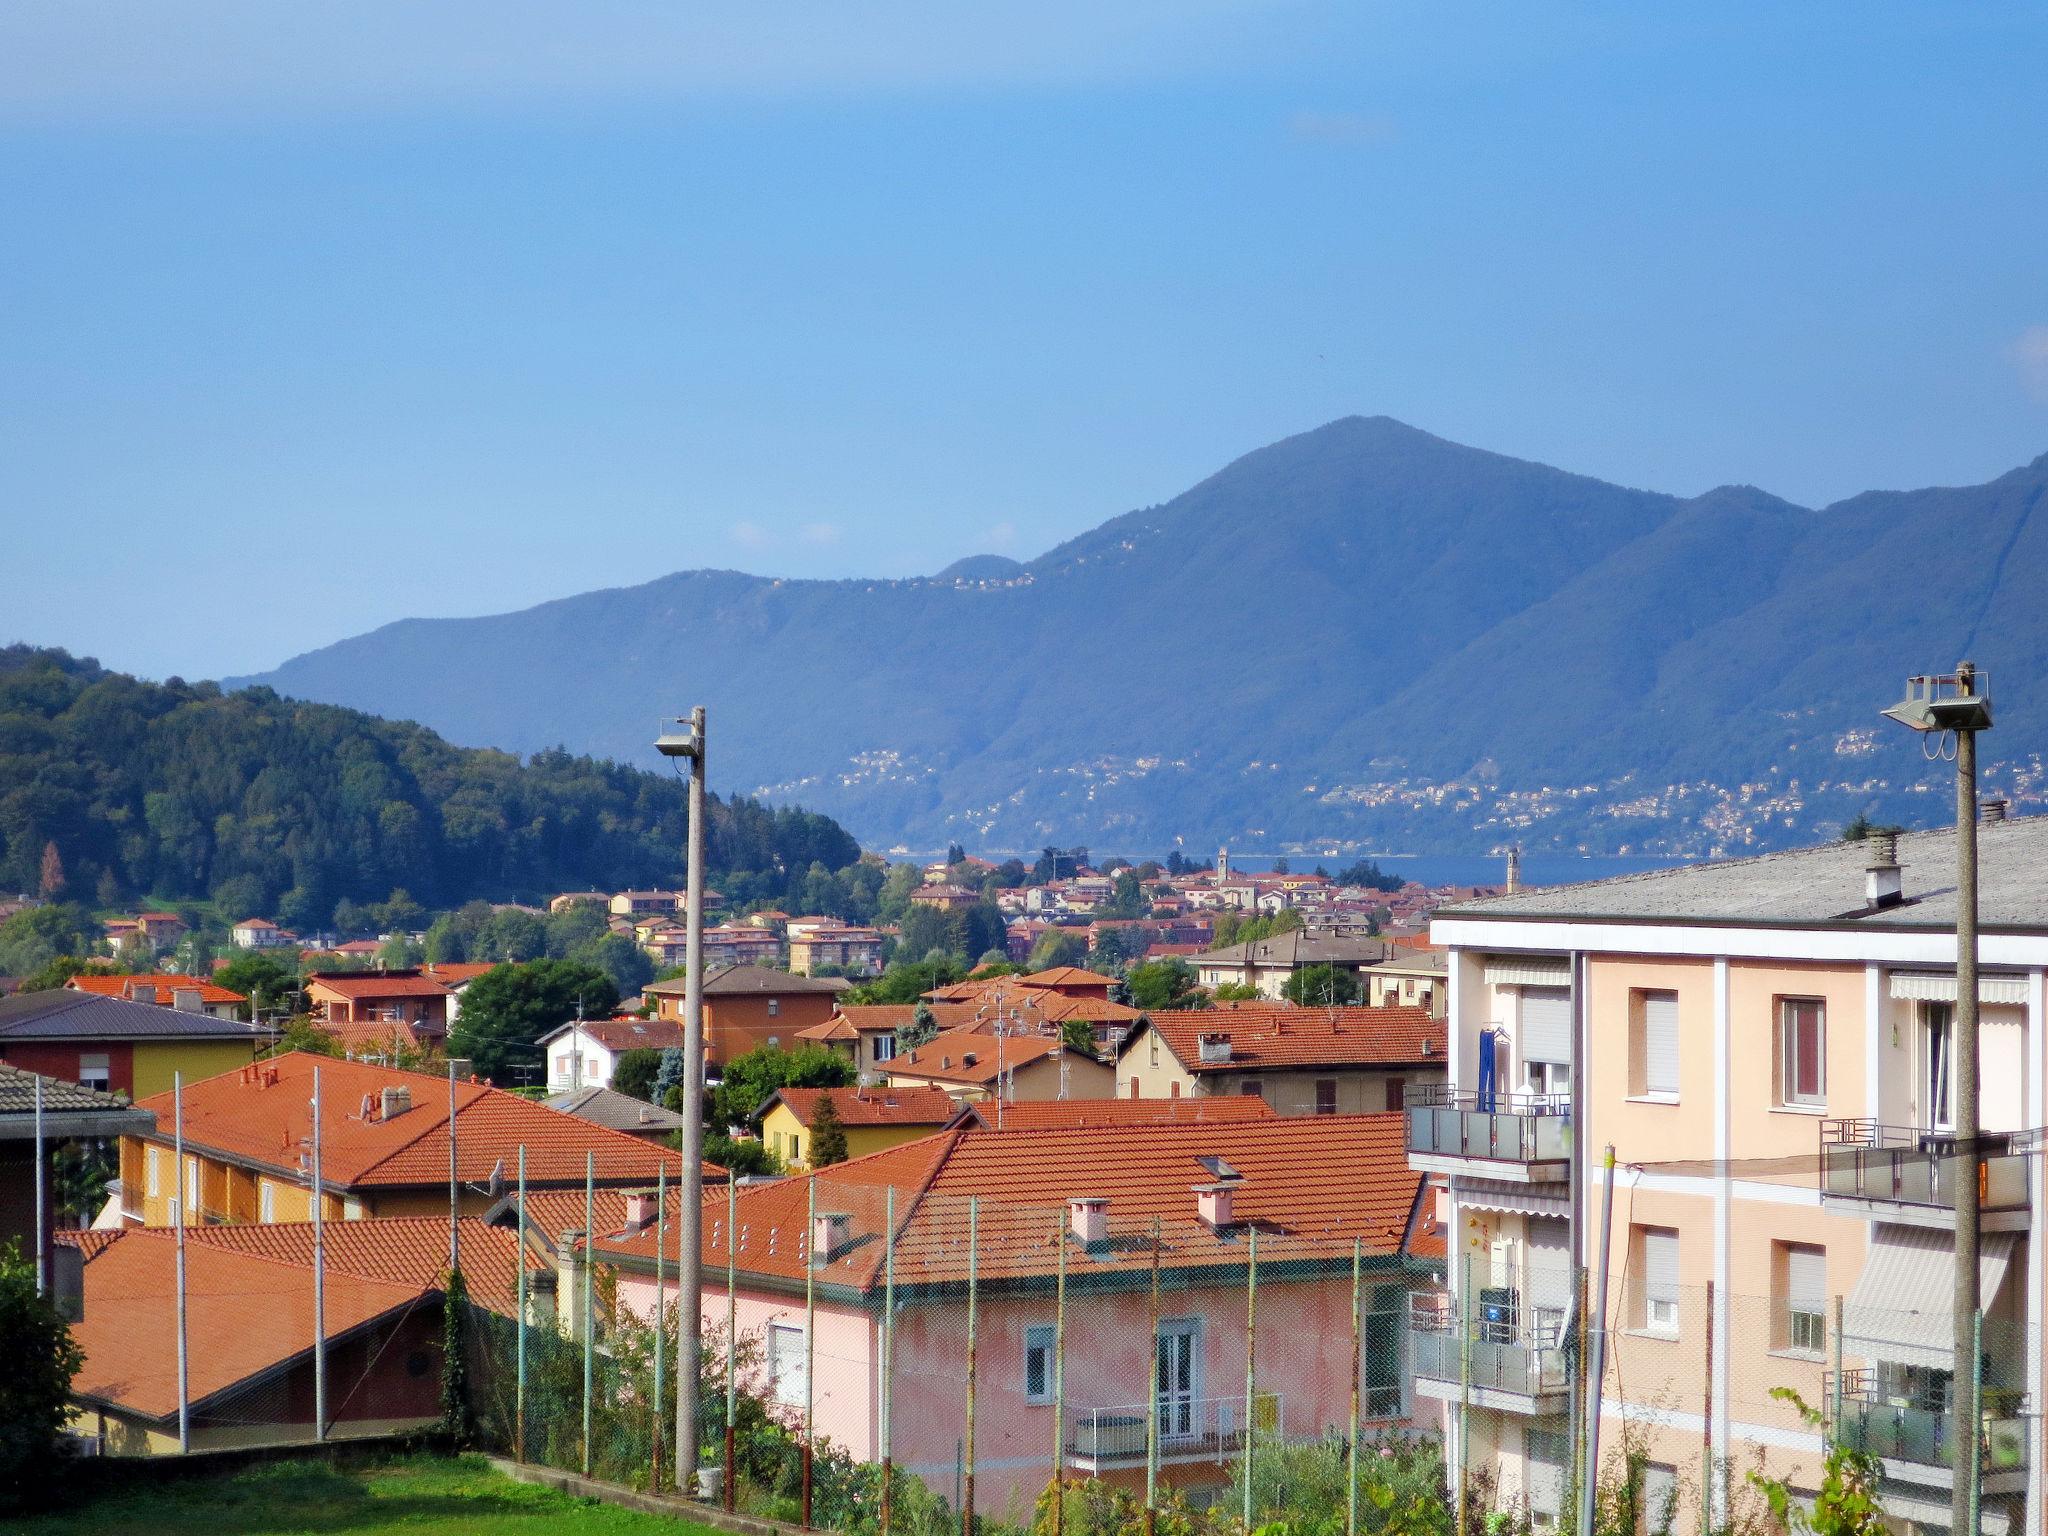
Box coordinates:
[1414,818,2048,1534]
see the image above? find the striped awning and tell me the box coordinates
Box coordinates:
[1843,1226,2017,1370]
[1484,958,1571,988]
[1889,972,2030,1006]
[1455,1178,1570,1220]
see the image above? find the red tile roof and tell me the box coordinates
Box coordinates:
[762,1085,958,1129]
[304,971,453,1001]
[592,1114,1428,1289]
[322,1018,444,1056]
[422,962,498,986]
[543,1018,685,1052]
[1139,1003,1445,1072]
[1017,966,1117,990]
[67,974,246,1006]
[951,1096,1278,1130]
[885,1025,1067,1086]
[132,1053,706,1190]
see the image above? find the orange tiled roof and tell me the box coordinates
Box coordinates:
[67,1229,421,1421]
[592,1113,1428,1290]
[953,1096,1278,1129]
[1017,966,1117,990]
[763,1085,958,1129]
[1141,1003,1444,1072]
[422,962,498,985]
[886,1025,1065,1086]
[67,974,246,1006]
[545,1018,685,1052]
[304,971,453,1001]
[795,1016,861,1042]
[323,1018,444,1056]
[132,1053,706,1190]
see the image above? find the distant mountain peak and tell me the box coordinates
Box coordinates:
[933,554,1026,582]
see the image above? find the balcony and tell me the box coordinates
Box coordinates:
[1406,1087,1572,1183]
[1831,1374,2029,1497]
[1063,1394,1280,1471]
[1819,1121,2035,1231]
[1407,1295,1571,1416]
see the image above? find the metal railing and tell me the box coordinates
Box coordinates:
[1818,1120,2035,1213]
[1831,1372,2029,1474]
[1064,1393,1282,1465]
[1406,1086,1573,1166]
[1408,1294,1570,1400]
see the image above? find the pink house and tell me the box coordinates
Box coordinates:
[586,1114,1444,1519]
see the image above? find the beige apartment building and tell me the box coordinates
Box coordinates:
[1416,819,2048,1534]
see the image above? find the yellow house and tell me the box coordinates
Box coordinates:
[754,1085,958,1170]
[0,989,262,1101]
[120,1053,692,1228]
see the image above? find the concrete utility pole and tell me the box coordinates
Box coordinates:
[658,707,708,1492]
[1881,662,1992,1536]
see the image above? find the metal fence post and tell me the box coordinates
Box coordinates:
[1348,1238,1362,1536]
[1829,1293,1844,1445]
[881,1184,896,1536]
[1457,1249,1470,1536]
[964,1194,979,1536]
[1702,1279,1715,1536]
[1147,1215,1162,1536]
[516,1144,527,1461]
[1053,1204,1067,1536]
[174,1070,189,1454]
[654,1164,667,1492]
[726,1171,738,1510]
[804,1177,816,1528]
[312,1064,326,1443]
[583,1149,594,1479]
[1242,1225,1259,1535]
[1970,1307,1985,1536]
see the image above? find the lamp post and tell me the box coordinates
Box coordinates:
[1881,662,1992,1536]
[657,709,708,1494]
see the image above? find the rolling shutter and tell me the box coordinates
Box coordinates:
[1641,1228,1679,1307]
[1518,987,1571,1064]
[1642,992,1679,1095]
[1786,1246,1826,1311]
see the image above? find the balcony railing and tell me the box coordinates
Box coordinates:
[1406,1087,1573,1169]
[1831,1374,2029,1478]
[1408,1295,1571,1404]
[1064,1394,1281,1467]
[1819,1121,2035,1217]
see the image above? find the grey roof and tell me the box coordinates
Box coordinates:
[1444,813,2048,930]
[1196,931,1391,968]
[544,1085,688,1133]
[0,990,267,1042]
[644,965,849,998]
[0,1061,157,1138]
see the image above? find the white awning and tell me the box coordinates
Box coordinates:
[1889,972,2030,1006]
[1842,1226,2017,1369]
[1455,1178,1570,1220]
[1484,958,1571,988]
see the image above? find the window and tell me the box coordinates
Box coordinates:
[1923,1003,1955,1131]
[1632,991,1680,1098]
[1315,1079,1338,1115]
[77,1053,111,1092]
[770,1323,807,1407]
[259,1180,277,1222]
[1384,1077,1406,1113]
[1637,1226,1679,1334]
[184,1156,199,1210]
[145,1146,161,1197]
[1640,1463,1678,1536]
[1023,1324,1055,1404]
[1364,1286,1404,1417]
[1780,1243,1826,1355]
[1239,1081,1264,1099]
[874,1034,896,1063]
[1525,1427,1568,1520]
[1778,999,1826,1106]
[768,999,781,1017]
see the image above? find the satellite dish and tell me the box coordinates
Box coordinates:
[486,1159,506,1198]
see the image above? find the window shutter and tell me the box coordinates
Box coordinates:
[1643,993,1680,1094]
[1786,1246,1826,1310]
[1642,1229,1679,1304]
[1518,987,1572,1064]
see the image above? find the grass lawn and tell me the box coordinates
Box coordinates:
[18,1453,730,1536]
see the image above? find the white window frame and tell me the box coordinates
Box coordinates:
[77,1052,111,1092]
[1639,1226,1680,1336]
[1782,1243,1827,1355]
[260,1179,277,1222]
[145,1145,162,1197]
[1635,991,1680,1100]
[873,1034,896,1063]
[1023,1324,1056,1404]
[1778,998,1827,1107]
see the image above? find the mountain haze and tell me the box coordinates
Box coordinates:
[238,418,2048,856]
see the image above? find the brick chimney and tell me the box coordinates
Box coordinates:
[624,1189,658,1229]
[1194,1182,1235,1229]
[811,1211,852,1266]
[1068,1195,1109,1246]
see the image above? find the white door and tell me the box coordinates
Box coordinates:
[1922,1003,1954,1132]
[1156,1321,1199,1441]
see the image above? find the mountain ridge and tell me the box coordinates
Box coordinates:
[232,417,2048,857]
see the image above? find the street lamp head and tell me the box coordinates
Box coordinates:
[655,718,702,760]
[1881,667,1993,735]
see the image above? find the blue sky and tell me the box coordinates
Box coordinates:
[4,1,2047,680]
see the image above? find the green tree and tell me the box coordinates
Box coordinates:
[702,1131,781,1178]
[899,1002,941,1052]
[1211,981,1260,1002]
[808,1091,850,1167]
[844,957,961,1005]
[1126,957,1203,1012]
[15,955,118,994]
[611,1048,664,1103]
[651,1045,686,1104]
[875,863,923,923]
[1282,963,1362,1006]
[0,904,99,978]
[0,1239,84,1510]
[543,902,609,957]
[710,1043,854,1132]
[568,930,655,997]
[263,1015,342,1058]
[450,959,618,1081]
[439,1266,472,1447]
[214,951,302,1018]
[1333,858,1402,893]
[476,908,547,962]
[1027,928,1087,971]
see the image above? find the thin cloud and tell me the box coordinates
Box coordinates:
[1288,110,1396,147]
[985,520,1019,550]
[800,521,842,547]
[729,520,771,550]
[2012,326,2048,403]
